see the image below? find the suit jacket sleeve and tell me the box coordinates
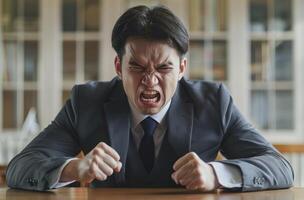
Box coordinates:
[216,84,294,191]
[6,86,81,191]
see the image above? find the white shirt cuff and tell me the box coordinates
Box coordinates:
[209,162,242,188]
[50,158,78,189]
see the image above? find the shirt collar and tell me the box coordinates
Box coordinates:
[129,100,171,127]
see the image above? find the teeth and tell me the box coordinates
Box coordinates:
[141,91,160,103]
[142,91,157,95]
[141,96,158,102]
[142,91,158,99]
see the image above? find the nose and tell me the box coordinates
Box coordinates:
[141,71,159,87]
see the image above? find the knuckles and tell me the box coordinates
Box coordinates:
[92,148,104,157]
[188,152,198,159]
[88,164,96,176]
[190,158,200,168]
[107,168,114,176]
[98,142,107,149]
[99,173,107,181]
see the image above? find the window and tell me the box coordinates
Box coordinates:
[126,0,160,7]
[1,0,40,130]
[185,0,303,142]
[1,0,304,144]
[249,0,295,131]
[188,0,228,83]
[61,0,101,103]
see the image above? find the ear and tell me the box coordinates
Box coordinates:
[178,57,187,80]
[114,56,122,78]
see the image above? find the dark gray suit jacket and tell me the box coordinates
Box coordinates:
[6,77,294,191]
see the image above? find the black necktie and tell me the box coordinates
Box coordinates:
[139,117,158,173]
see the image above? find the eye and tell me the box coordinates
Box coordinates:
[129,66,144,72]
[129,61,145,72]
[157,64,173,72]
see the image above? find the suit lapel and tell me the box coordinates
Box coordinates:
[103,79,194,184]
[104,86,131,185]
[167,84,194,159]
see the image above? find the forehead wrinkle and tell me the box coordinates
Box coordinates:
[127,40,174,66]
[128,42,149,65]
[162,55,170,63]
[129,44,138,61]
[149,45,170,64]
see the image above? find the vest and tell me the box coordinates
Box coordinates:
[90,130,179,187]
[124,132,178,187]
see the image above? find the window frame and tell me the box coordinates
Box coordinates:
[0,0,303,144]
[171,0,304,143]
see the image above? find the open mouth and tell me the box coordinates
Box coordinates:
[140,90,160,103]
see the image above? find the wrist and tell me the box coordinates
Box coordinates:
[60,158,81,182]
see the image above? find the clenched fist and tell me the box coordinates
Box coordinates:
[60,142,122,183]
[171,152,219,191]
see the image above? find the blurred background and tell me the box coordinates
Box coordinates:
[0,0,304,186]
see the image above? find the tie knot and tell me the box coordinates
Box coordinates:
[141,117,158,136]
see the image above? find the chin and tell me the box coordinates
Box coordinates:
[135,98,164,115]
[140,108,160,115]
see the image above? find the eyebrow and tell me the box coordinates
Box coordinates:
[128,60,142,66]
[158,55,172,66]
[129,44,173,66]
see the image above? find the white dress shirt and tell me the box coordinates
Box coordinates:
[51,101,242,189]
[129,100,171,158]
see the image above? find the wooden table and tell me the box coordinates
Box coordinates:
[0,187,303,200]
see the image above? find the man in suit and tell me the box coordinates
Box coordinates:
[6,5,293,191]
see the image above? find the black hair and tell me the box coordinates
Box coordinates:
[111,5,189,60]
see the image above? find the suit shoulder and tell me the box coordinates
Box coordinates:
[64,77,124,115]
[180,78,223,98]
[178,78,232,111]
[70,77,122,102]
